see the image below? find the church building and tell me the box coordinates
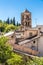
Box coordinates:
[4,9,43,57]
[15,9,43,56]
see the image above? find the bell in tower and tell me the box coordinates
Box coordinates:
[21,9,32,29]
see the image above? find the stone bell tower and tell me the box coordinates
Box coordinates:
[21,9,32,29]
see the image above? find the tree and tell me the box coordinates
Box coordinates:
[6,18,10,24]
[16,21,21,26]
[0,36,23,65]
[0,20,2,23]
[13,17,15,25]
[0,23,5,32]
[5,54,23,65]
[17,21,19,26]
[10,19,13,24]
[5,24,15,32]
[18,23,21,26]
[0,36,12,63]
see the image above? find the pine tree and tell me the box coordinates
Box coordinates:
[10,19,13,24]
[6,18,10,24]
[17,21,19,26]
[13,17,15,25]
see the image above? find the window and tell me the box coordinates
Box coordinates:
[31,46,36,50]
[28,22,29,26]
[26,15,29,20]
[26,22,27,26]
[38,27,41,30]
[40,31,43,35]
[33,40,35,44]
[11,35,13,38]
[22,15,24,21]
[29,32,32,37]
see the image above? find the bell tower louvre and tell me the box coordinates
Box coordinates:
[21,9,32,29]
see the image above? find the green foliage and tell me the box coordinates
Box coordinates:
[32,56,43,65]
[0,20,2,23]
[0,36,12,63]
[5,24,20,32]
[1,37,43,65]
[0,19,20,33]
[0,22,5,32]
[0,36,23,65]
[5,24,15,32]
[0,22,20,33]
[0,22,8,32]
[5,54,22,65]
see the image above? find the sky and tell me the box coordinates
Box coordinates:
[0,0,43,27]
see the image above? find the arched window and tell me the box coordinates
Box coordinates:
[28,22,29,26]
[33,40,35,44]
[29,32,32,37]
[26,22,27,26]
